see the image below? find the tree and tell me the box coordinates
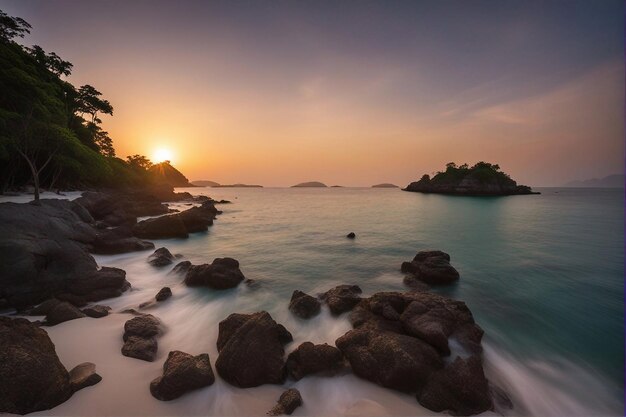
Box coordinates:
[0,10,31,42]
[26,45,73,77]
[127,154,152,170]
[76,85,113,124]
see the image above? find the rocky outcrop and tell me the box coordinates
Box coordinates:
[92,227,155,255]
[148,247,176,267]
[268,388,303,416]
[133,201,221,239]
[0,317,100,414]
[215,311,292,387]
[150,350,215,401]
[0,200,131,310]
[121,314,162,362]
[82,304,111,318]
[401,250,460,286]
[184,258,246,289]
[336,290,492,414]
[288,290,321,319]
[286,342,344,380]
[45,301,86,326]
[319,285,362,315]
[68,362,102,391]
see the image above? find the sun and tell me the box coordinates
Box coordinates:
[152,148,174,164]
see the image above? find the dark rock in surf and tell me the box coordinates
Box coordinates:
[155,287,172,302]
[29,298,62,316]
[319,285,362,315]
[184,258,245,289]
[401,250,460,286]
[288,290,321,319]
[121,314,162,362]
[148,247,176,267]
[82,304,111,318]
[123,314,161,341]
[150,350,215,401]
[91,225,155,255]
[346,232,356,239]
[286,342,344,380]
[68,362,102,391]
[171,260,192,274]
[215,311,292,387]
[45,301,86,326]
[133,215,189,239]
[268,388,303,416]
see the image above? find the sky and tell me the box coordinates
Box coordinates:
[1,0,623,186]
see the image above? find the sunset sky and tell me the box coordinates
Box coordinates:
[2,0,623,186]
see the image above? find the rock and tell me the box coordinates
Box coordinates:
[0,317,73,414]
[150,350,215,401]
[148,247,176,267]
[184,258,246,289]
[346,232,356,239]
[401,250,460,285]
[91,225,155,254]
[82,305,111,318]
[171,260,192,274]
[336,328,442,392]
[155,287,172,302]
[133,215,189,239]
[215,311,293,387]
[286,342,344,380]
[68,267,130,302]
[121,335,158,362]
[177,202,220,233]
[417,355,492,415]
[121,315,162,362]
[29,298,62,316]
[288,290,321,319]
[68,362,102,391]
[319,285,362,315]
[45,301,87,326]
[0,200,130,309]
[268,388,303,416]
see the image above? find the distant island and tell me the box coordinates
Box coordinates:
[372,183,399,188]
[564,174,624,188]
[330,185,343,188]
[213,184,263,188]
[403,162,538,196]
[191,180,220,187]
[292,182,328,188]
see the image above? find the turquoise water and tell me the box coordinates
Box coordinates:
[6,187,623,416]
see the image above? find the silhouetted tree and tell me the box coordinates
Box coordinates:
[127,154,152,170]
[0,10,31,42]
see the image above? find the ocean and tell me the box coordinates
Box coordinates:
[3,187,624,416]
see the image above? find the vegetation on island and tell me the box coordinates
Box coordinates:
[404,161,537,195]
[0,10,183,201]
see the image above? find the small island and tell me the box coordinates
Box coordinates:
[403,162,538,196]
[372,183,399,188]
[212,184,263,188]
[291,182,328,188]
[191,180,220,187]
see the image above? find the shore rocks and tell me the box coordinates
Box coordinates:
[68,362,102,391]
[155,287,172,302]
[133,201,221,240]
[121,314,162,361]
[171,260,192,274]
[45,301,87,326]
[215,311,293,387]
[401,250,460,285]
[288,290,321,319]
[82,305,111,318]
[0,317,73,414]
[320,285,362,315]
[150,351,215,401]
[268,388,303,416]
[184,258,246,289]
[286,342,344,380]
[148,248,176,267]
[92,225,155,255]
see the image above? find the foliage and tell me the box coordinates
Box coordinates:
[431,161,514,185]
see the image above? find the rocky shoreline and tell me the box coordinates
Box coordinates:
[0,186,510,416]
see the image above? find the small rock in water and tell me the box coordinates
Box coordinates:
[184,258,246,289]
[171,260,192,274]
[150,350,215,401]
[267,388,303,416]
[68,362,102,391]
[288,290,321,319]
[319,285,362,315]
[82,305,111,318]
[45,302,86,326]
[155,287,172,302]
[401,250,460,286]
[121,314,162,362]
[286,342,344,380]
[346,232,356,239]
[148,247,176,267]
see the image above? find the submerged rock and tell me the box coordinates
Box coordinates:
[68,362,102,391]
[268,388,303,416]
[150,350,215,401]
[184,258,246,289]
[319,285,362,315]
[288,290,321,319]
[401,250,460,285]
[45,301,86,326]
[286,342,344,380]
[215,311,292,387]
[148,247,176,267]
[82,304,111,318]
[0,317,73,414]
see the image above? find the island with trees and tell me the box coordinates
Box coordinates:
[403,162,538,196]
[291,181,328,188]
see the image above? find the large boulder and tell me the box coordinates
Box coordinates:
[215,311,293,387]
[0,317,73,414]
[268,388,303,416]
[288,290,321,319]
[336,328,442,392]
[133,215,189,239]
[150,350,215,401]
[286,342,344,380]
[91,225,154,255]
[45,301,86,326]
[148,247,176,267]
[184,258,246,289]
[401,250,460,285]
[121,314,162,362]
[319,285,362,315]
